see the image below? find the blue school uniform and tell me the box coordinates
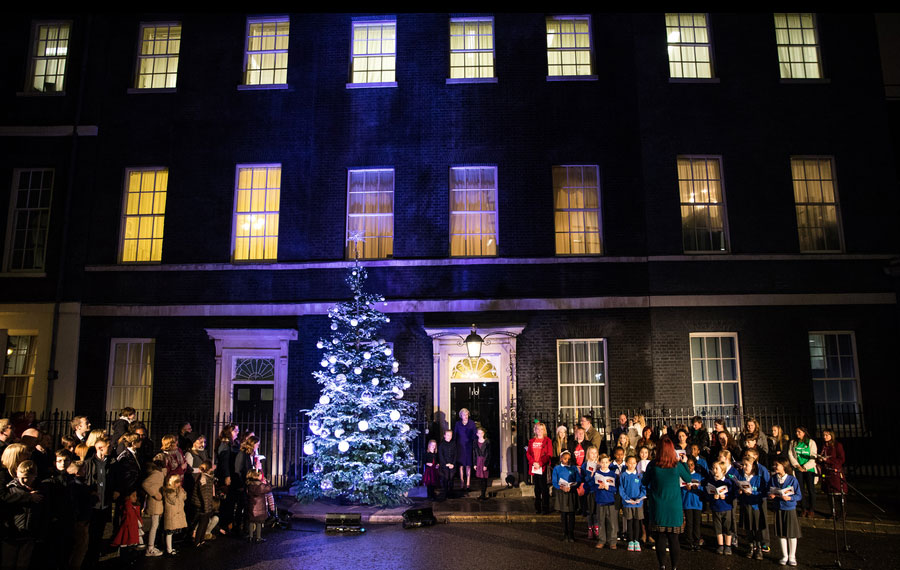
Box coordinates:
[681,470,705,510]
[770,474,802,511]
[736,472,764,509]
[589,468,617,506]
[707,476,734,512]
[619,470,646,508]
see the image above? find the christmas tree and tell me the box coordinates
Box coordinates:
[293,260,421,506]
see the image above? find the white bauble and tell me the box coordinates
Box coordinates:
[316,341,324,349]
[358,420,369,432]
[363,352,371,360]
[319,395,331,405]
[389,410,401,421]
[384,348,392,356]
[303,442,315,455]
[338,441,349,453]
[371,378,380,386]
[320,359,329,368]
[354,367,363,375]
[334,428,344,438]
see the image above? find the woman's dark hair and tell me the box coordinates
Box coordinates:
[795,426,810,443]
[655,436,678,468]
[774,457,794,476]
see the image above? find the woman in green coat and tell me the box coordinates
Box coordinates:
[642,436,692,570]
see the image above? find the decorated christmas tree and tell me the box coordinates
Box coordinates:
[293,260,421,506]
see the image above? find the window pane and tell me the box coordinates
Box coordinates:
[449,17,495,79]
[553,166,602,255]
[546,16,592,76]
[792,158,841,251]
[665,13,714,78]
[774,13,822,79]
[135,23,182,89]
[233,166,280,261]
[347,169,394,259]
[244,17,289,85]
[677,157,728,252]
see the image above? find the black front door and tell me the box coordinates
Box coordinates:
[450,381,500,476]
[233,384,274,473]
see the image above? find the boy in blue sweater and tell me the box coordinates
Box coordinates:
[589,454,618,550]
[618,455,646,552]
[708,461,735,555]
[682,457,705,550]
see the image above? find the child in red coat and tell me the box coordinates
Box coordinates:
[110,490,143,549]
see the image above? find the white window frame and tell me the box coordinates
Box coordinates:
[556,338,609,427]
[665,13,716,80]
[25,20,71,94]
[677,155,730,253]
[553,165,603,256]
[1,333,38,415]
[231,163,282,263]
[545,15,597,81]
[449,166,498,258]
[774,13,823,80]
[132,21,181,91]
[4,168,54,273]
[240,16,290,90]
[791,156,844,253]
[106,338,155,417]
[346,168,394,260]
[447,16,497,84]
[348,18,397,88]
[809,331,862,427]
[689,332,743,417]
[118,167,168,264]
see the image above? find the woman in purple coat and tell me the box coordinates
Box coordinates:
[453,408,478,492]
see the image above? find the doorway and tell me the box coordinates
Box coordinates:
[451,381,500,476]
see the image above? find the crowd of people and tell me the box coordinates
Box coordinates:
[429,410,848,568]
[0,408,282,569]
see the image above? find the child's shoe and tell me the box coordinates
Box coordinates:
[627,541,635,552]
[716,545,725,555]
[724,545,732,556]
[788,559,797,567]
[778,556,788,566]
[634,541,642,552]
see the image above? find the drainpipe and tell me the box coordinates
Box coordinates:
[46,15,92,414]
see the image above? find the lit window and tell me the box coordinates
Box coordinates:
[244,17,289,86]
[690,333,742,419]
[665,13,713,79]
[107,339,154,416]
[791,157,842,252]
[677,157,728,252]
[120,168,167,263]
[809,332,860,425]
[233,165,281,261]
[135,23,181,89]
[553,165,602,255]
[774,13,822,79]
[2,335,36,415]
[557,339,607,425]
[5,169,53,272]
[450,166,497,257]
[350,20,396,84]
[449,17,494,80]
[27,22,70,93]
[546,16,592,77]
[347,169,393,259]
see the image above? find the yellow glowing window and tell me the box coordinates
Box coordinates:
[546,16,592,77]
[553,166,602,255]
[449,18,494,79]
[28,22,70,93]
[450,167,497,257]
[351,21,396,84]
[774,13,822,79]
[347,169,393,259]
[135,23,181,89]
[791,157,842,252]
[665,13,713,79]
[244,17,289,85]
[234,165,281,261]
[121,168,167,263]
[677,157,728,252]
[450,357,498,380]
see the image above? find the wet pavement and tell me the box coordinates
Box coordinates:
[101,520,895,570]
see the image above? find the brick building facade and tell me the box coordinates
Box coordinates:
[2,13,898,479]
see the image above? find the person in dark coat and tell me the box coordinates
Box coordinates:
[453,409,477,492]
[437,430,457,500]
[19,428,51,481]
[688,416,710,457]
[83,437,114,568]
[244,470,272,544]
[216,424,240,533]
[112,433,143,499]
[0,419,13,456]
[177,422,196,453]
[1,460,46,569]
[472,427,491,500]
[610,413,629,446]
[110,408,136,454]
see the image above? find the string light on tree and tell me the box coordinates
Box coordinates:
[293,259,421,507]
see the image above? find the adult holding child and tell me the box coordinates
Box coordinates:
[641,436,692,570]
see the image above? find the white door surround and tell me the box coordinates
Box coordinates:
[426,325,524,482]
[206,328,297,482]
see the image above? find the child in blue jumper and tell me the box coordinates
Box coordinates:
[552,450,582,543]
[682,457,705,551]
[769,458,802,566]
[708,461,735,555]
[589,453,618,550]
[618,455,646,552]
[736,457,765,559]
